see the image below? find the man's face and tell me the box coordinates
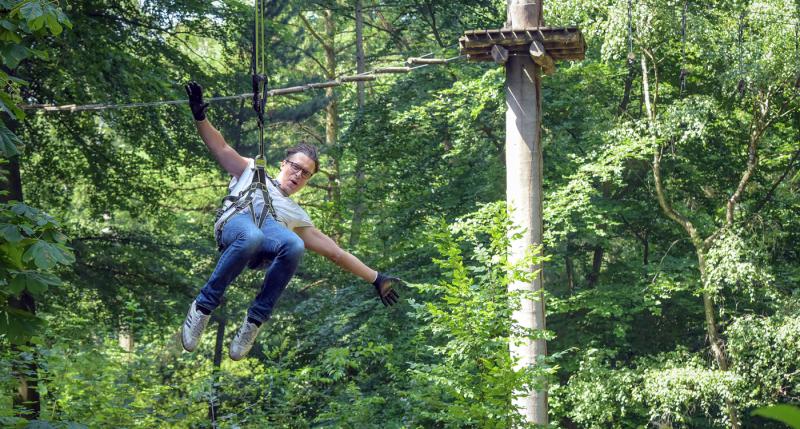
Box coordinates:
[277,153,315,195]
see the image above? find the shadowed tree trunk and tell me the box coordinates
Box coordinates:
[1,121,40,419]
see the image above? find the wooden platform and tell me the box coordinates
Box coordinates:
[459,27,586,63]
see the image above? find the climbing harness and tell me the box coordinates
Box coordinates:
[213,0,277,251]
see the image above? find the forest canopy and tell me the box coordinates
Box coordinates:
[1,0,799,427]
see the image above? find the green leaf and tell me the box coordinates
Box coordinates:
[22,241,64,270]
[0,121,21,157]
[0,19,16,31]
[0,306,43,345]
[0,28,23,43]
[29,16,45,31]
[12,203,38,218]
[10,270,61,295]
[0,242,25,269]
[45,13,61,36]
[0,70,29,86]
[1,223,23,242]
[7,273,26,294]
[26,421,60,429]
[0,91,24,120]
[55,10,72,30]
[0,44,31,69]
[19,1,44,22]
[753,405,800,429]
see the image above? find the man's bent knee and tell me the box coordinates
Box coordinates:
[233,229,264,255]
[282,236,305,261]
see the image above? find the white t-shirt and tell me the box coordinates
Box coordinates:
[216,158,313,231]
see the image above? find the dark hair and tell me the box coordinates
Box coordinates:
[285,142,320,174]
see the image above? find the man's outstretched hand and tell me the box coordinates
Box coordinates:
[373,272,401,307]
[185,81,209,121]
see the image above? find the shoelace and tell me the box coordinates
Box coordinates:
[187,309,208,337]
[235,323,259,346]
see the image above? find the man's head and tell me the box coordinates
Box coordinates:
[277,142,319,196]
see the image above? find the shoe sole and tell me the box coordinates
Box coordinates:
[180,320,197,352]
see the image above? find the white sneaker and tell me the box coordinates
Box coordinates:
[229,316,262,361]
[181,301,210,352]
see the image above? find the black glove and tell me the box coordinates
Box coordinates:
[372,272,401,307]
[185,81,209,121]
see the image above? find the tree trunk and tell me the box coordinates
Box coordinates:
[645,54,741,429]
[349,0,367,248]
[324,9,342,240]
[2,120,40,419]
[619,55,636,113]
[506,1,547,425]
[586,245,604,288]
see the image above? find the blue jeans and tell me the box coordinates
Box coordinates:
[195,212,305,323]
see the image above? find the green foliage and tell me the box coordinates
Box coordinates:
[405,202,553,428]
[754,405,800,429]
[727,314,800,407]
[0,0,797,426]
[557,348,742,428]
[0,0,72,148]
[0,202,73,344]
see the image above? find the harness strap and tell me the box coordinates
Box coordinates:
[213,0,277,251]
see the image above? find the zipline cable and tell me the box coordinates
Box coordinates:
[21,54,465,113]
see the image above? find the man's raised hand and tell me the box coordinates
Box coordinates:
[373,272,401,307]
[185,81,209,121]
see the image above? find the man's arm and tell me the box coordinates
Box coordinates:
[186,81,248,178]
[296,226,377,283]
[195,119,248,178]
[296,226,400,306]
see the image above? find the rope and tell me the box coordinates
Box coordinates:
[21,56,466,114]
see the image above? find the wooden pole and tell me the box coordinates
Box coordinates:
[505,0,547,425]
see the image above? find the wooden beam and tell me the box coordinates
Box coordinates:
[529,40,555,75]
[463,26,580,36]
[268,85,310,96]
[307,81,341,89]
[460,28,582,49]
[340,75,377,82]
[491,45,509,65]
[406,57,448,65]
[374,67,411,74]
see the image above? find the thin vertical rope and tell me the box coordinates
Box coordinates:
[261,0,266,76]
[254,0,260,74]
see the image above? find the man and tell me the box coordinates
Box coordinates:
[181,81,401,360]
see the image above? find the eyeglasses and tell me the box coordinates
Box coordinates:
[284,159,313,179]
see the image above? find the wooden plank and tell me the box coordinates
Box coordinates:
[463,26,579,36]
[491,45,509,65]
[460,30,583,50]
[461,40,584,54]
